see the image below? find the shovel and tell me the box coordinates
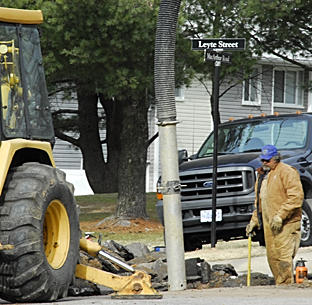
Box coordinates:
[247,233,252,286]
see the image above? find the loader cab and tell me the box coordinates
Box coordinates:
[0,8,54,144]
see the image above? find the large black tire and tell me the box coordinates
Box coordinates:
[0,162,80,303]
[300,199,312,247]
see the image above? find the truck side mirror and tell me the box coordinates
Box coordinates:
[178,149,188,164]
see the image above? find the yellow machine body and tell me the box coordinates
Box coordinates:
[0,139,55,195]
[0,7,43,24]
[78,238,162,298]
[76,264,162,299]
[0,7,161,301]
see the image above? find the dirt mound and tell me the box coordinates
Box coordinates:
[80,218,163,234]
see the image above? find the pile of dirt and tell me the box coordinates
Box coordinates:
[80,218,163,234]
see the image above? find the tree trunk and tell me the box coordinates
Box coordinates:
[115,96,149,219]
[77,88,149,217]
[99,95,123,193]
[77,88,117,193]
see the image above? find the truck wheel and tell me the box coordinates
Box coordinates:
[0,163,80,303]
[300,199,312,247]
[184,234,202,252]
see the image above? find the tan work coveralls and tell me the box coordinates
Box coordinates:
[250,162,303,284]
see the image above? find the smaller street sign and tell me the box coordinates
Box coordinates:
[192,38,245,51]
[205,51,231,64]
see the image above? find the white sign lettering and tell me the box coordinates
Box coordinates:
[198,41,217,49]
[205,51,231,63]
[218,41,238,48]
[192,38,245,51]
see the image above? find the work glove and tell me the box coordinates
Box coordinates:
[270,214,283,231]
[246,221,257,237]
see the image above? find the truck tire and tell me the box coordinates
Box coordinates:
[0,163,80,303]
[184,234,203,252]
[300,199,312,247]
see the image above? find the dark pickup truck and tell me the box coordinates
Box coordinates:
[156,112,312,251]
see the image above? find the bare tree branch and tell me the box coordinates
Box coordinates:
[51,109,79,116]
[54,130,80,147]
[148,132,158,147]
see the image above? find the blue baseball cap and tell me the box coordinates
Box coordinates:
[259,145,278,160]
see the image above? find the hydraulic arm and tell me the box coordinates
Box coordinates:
[77,238,162,299]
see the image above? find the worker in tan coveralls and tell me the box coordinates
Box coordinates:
[246,145,303,285]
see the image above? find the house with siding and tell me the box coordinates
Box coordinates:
[49,94,94,195]
[218,57,311,121]
[52,57,312,194]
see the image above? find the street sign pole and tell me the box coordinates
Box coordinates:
[191,38,245,249]
[211,59,221,248]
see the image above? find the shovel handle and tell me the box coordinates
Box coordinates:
[247,233,252,286]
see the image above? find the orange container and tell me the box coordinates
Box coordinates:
[295,258,308,283]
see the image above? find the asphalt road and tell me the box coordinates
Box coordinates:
[1,286,311,305]
[1,251,312,304]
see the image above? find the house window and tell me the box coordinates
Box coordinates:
[243,68,261,105]
[274,69,304,106]
[175,87,185,101]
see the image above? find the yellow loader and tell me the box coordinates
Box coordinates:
[0,7,160,303]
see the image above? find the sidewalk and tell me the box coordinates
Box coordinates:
[211,246,312,276]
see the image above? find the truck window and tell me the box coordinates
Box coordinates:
[197,117,308,158]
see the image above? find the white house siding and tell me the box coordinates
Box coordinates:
[219,82,247,122]
[219,63,309,123]
[219,65,271,122]
[50,94,83,170]
[50,95,107,195]
[176,78,212,156]
[146,78,213,192]
[52,140,82,169]
[146,105,159,192]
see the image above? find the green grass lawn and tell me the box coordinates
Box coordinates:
[75,192,164,248]
[76,192,159,222]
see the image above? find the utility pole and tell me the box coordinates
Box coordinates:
[154,0,186,291]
